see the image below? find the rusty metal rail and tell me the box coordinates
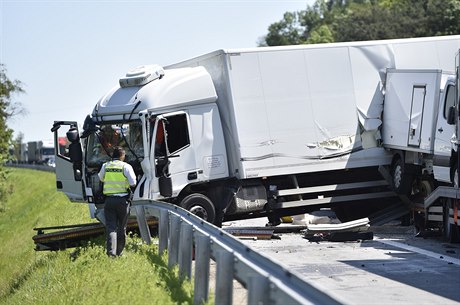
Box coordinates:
[33,219,157,251]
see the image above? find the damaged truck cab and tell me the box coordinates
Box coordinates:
[52,65,229,223]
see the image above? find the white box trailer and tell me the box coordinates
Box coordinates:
[168,37,460,180]
[168,50,385,180]
[52,35,460,225]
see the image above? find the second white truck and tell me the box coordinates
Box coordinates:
[51,35,460,228]
[381,65,460,241]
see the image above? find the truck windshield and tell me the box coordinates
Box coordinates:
[86,121,143,166]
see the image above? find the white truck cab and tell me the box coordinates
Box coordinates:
[52,65,228,221]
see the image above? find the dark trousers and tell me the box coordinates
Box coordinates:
[104,196,130,256]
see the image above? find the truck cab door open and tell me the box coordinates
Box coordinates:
[152,117,172,197]
[51,121,85,201]
[152,112,196,198]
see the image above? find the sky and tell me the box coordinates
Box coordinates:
[1,0,314,143]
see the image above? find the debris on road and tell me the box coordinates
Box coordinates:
[224,228,275,240]
[303,217,373,242]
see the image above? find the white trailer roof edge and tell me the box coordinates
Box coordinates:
[167,35,460,68]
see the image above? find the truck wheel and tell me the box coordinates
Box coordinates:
[391,158,412,195]
[180,193,216,224]
[419,180,433,197]
[443,200,460,243]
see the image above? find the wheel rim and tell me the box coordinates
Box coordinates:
[394,164,402,189]
[189,205,209,220]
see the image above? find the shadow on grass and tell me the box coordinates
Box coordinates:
[127,239,194,304]
[86,235,193,304]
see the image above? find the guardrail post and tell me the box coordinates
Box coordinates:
[179,221,193,281]
[194,234,210,305]
[215,250,234,305]
[247,275,269,305]
[159,209,169,255]
[168,214,181,268]
[134,205,151,244]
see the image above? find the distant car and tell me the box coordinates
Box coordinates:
[47,157,56,167]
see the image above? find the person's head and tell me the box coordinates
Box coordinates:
[112,146,126,161]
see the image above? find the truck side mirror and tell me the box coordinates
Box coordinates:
[66,128,83,164]
[159,176,172,197]
[68,142,83,164]
[66,127,83,181]
[447,106,456,125]
[158,157,172,197]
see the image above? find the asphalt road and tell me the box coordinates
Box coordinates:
[222,218,460,305]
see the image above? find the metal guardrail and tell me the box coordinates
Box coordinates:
[133,200,349,305]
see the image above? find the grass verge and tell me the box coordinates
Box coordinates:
[0,168,196,304]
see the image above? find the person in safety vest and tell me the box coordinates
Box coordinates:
[98,146,136,257]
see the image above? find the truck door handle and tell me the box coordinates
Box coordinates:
[438,127,443,133]
[187,172,198,180]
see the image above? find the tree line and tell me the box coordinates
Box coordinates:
[260,0,460,46]
[0,65,24,208]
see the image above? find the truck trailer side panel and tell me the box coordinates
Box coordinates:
[169,36,460,179]
[226,48,367,178]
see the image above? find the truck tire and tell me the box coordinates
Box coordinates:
[419,180,433,197]
[180,193,216,224]
[443,200,460,243]
[391,158,413,195]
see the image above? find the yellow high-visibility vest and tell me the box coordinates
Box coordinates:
[103,160,129,195]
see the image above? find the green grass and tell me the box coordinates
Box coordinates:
[0,168,196,305]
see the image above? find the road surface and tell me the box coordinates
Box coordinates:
[222,218,460,305]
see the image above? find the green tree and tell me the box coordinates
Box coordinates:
[0,64,25,210]
[264,12,306,46]
[10,132,25,163]
[307,24,334,44]
[426,0,460,36]
[260,0,460,46]
[0,64,24,161]
[332,0,428,41]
